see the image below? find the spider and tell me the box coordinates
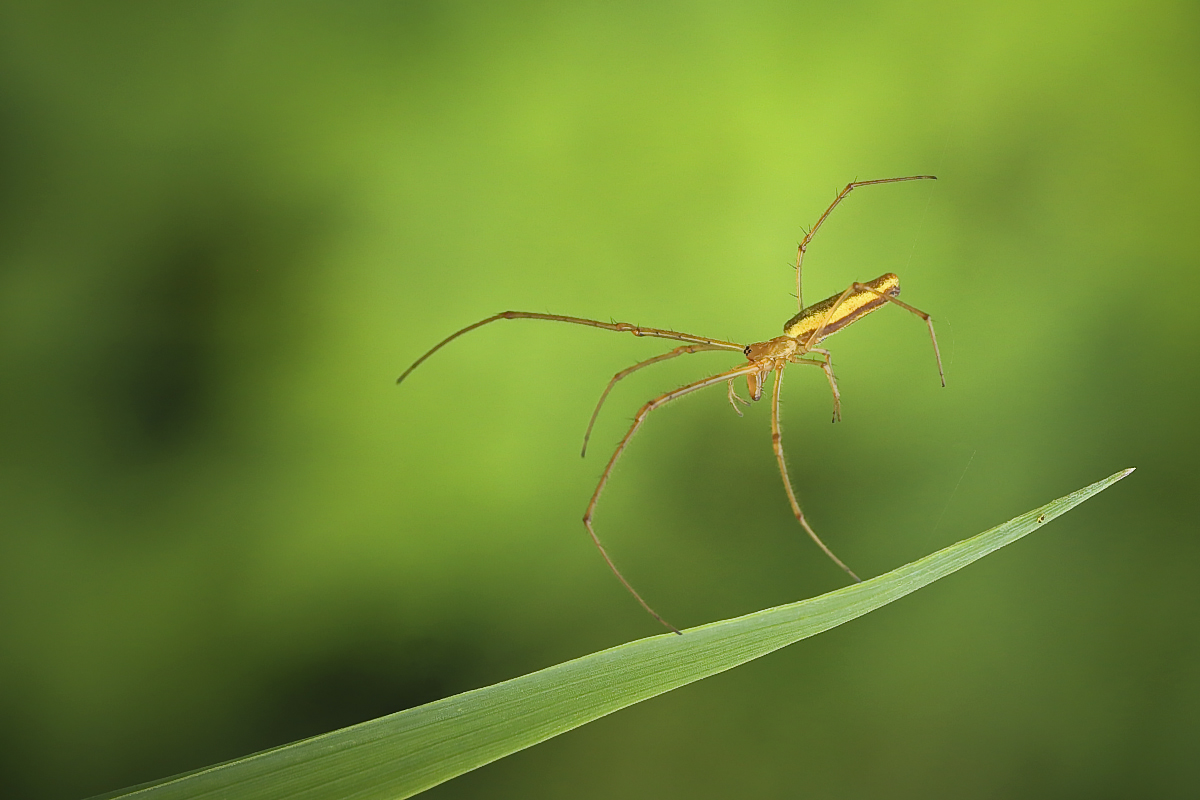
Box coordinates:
[397,176,945,633]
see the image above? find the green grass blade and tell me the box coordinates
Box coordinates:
[94,468,1133,800]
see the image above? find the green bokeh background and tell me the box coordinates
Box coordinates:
[2,2,1197,798]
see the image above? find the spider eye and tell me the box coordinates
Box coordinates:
[743,345,752,356]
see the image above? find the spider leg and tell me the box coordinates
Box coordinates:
[582,343,737,457]
[793,175,936,312]
[769,364,861,582]
[583,362,762,633]
[398,311,743,385]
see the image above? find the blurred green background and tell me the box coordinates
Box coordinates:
[1,1,1197,797]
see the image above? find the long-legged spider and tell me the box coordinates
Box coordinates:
[397,175,945,633]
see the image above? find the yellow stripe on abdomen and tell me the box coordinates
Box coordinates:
[784,273,900,343]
